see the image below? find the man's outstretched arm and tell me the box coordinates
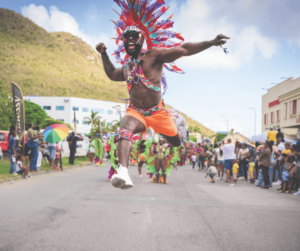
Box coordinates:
[156,34,230,64]
[96,43,125,81]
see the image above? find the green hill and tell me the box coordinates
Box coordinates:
[0,8,215,136]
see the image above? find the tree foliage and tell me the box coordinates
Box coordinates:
[22,100,50,126]
[0,80,13,130]
[216,133,227,142]
[39,118,73,130]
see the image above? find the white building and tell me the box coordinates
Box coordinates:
[24,96,127,135]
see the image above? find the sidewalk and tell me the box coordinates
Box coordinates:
[0,162,95,184]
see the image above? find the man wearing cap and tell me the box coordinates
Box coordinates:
[221,139,235,182]
[267,128,277,143]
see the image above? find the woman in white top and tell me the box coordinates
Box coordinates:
[215,143,225,180]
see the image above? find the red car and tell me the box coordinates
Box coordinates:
[0,131,9,159]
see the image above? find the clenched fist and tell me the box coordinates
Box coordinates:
[96,42,107,54]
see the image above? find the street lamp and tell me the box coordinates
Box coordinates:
[222,114,229,133]
[249,107,256,136]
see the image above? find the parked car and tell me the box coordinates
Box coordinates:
[0,131,10,160]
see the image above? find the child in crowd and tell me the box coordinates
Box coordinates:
[16,155,31,179]
[230,159,239,186]
[205,156,217,183]
[191,153,197,170]
[54,142,62,170]
[249,157,255,184]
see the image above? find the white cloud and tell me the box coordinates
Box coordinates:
[21,4,113,51]
[173,0,279,69]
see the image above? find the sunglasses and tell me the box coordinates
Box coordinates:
[123,32,140,40]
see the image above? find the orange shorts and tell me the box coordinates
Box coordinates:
[124,101,178,137]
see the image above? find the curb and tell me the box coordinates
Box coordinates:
[0,163,93,184]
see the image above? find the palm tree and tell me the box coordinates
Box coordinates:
[83,111,102,128]
[112,115,122,130]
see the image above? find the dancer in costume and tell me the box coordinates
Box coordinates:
[154,136,169,184]
[108,134,120,181]
[96,0,229,189]
[92,135,105,167]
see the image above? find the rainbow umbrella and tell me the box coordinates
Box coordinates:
[43,124,70,143]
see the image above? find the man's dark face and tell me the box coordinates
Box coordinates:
[124,32,144,57]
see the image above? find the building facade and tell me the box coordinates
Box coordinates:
[261,77,300,136]
[222,132,249,144]
[24,96,127,135]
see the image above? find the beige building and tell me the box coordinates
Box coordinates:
[190,133,202,143]
[222,132,249,144]
[262,77,300,136]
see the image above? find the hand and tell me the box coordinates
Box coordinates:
[96,42,107,54]
[212,34,230,46]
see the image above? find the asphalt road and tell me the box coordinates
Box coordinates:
[0,163,300,251]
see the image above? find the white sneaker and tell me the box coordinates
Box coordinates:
[13,172,18,176]
[111,164,134,190]
[276,181,282,186]
[26,176,30,179]
[230,183,235,187]
[238,176,244,180]
[293,190,300,196]
[138,175,142,178]
[27,175,32,179]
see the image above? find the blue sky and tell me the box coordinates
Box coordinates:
[2,0,300,137]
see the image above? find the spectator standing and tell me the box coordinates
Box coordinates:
[294,142,300,195]
[230,159,239,186]
[221,138,235,182]
[239,143,249,180]
[215,143,224,180]
[272,137,285,185]
[247,140,257,178]
[8,130,17,175]
[276,128,285,142]
[191,153,196,170]
[258,141,272,189]
[68,132,82,165]
[27,122,43,172]
[267,128,277,142]
[48,142,56,169]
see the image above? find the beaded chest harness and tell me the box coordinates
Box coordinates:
[125,52,161,94]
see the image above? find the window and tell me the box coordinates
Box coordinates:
[276,110,280,122]
[82,107,89,112]
[43,106,51,110]
[284,103,287,118]
[0,133,5,141]
[107,110,113,115]
[264,114,268,125]
[290,100,297,116]
[92,108,104,114]
[56,106,64,111]
[58,119,64,122]
[72,107,79,111]
[108,122,113,126]
[72,120,79,124]
[271,112,274,123]
[82,120,88,124]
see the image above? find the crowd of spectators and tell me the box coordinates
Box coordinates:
[7,122,63,178]
[190,134,300,195]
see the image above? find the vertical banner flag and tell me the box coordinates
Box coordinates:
[11,82,25,150]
